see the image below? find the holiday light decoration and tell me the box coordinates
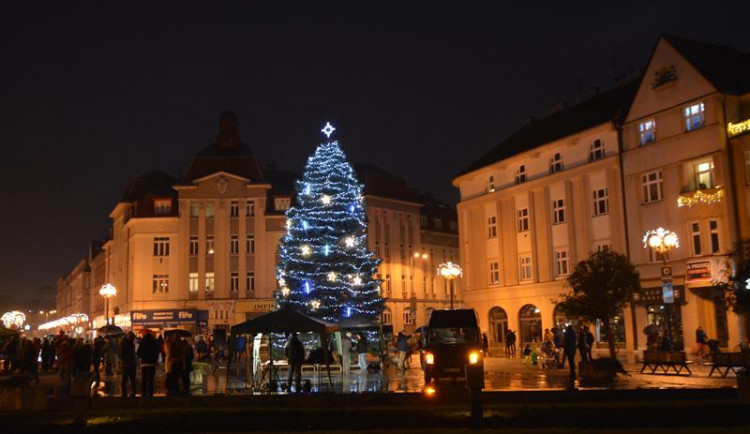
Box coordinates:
[676,187,724,207]
[275,123,384,321]
[2,311,26,329]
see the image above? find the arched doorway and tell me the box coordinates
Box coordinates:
[488,307,508,348]
[519,304,542,344]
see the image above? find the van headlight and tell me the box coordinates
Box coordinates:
[468,351,481,365]
[425,352,435,365]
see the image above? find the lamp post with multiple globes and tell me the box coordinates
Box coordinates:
[437,261,462,310]
[643,227,680,347]
[98,283,117,325]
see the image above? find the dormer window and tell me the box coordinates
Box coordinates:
[515,165,526,184]
[590,140,604,161]
[154,199,171,215]
[274,197,291,211]
[549,153,563,174]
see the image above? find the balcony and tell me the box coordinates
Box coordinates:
[677,186,724,208]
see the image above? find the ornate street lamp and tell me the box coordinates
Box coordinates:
[99,284,117,325]
[437,262,463,310]
[643,227,679,347]
[2,310,26,329]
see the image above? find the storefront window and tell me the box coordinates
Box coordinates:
[646,304,683,350]
[519,304,542,344]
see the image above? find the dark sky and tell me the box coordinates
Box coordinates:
[1,1,749,301]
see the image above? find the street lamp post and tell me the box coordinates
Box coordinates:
[643,228,679,347]
[98,284,117,325]
[437,262,462,310]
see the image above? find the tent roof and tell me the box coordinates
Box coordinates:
[231,308,340,335]
[337,316,380,330]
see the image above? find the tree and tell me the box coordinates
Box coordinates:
[275,124,384,322]
[556,250,641,359]
[717,240,750,336]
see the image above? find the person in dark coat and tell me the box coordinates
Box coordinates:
[578,326,589,363]
[92,335,105,385]
[481,333,490,357]
[136,333,159,398]
[119,332,137,398]
[585,326,595,361]
[564,325,577,377]
[285,333,305,392]
[181,339,194,396]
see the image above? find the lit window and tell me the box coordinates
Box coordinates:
[205,272,215,292]
[274,197,291,211]
[517,208,530,232]
[489,261,500,285]
[247,272,255,291]
[230,235,239,255]
[205,202,215,218]
[403,308,414,325]
[639,119,656,145]
[691,222,702,256]
[593,188,609,216]
[381,309,392,325]
[206,237,215,255]
[487,175,495,192]
[153,237,170,257]
[555,250,570,276]
[154,199,171,215]
[189,237,199,256]
[710,219,720,253]
[642,171,663,203]
[695,161,714,189]
[246,200,255,217]
[487,216,498,238]
[519,255,532,281]
[515,165,527,184]
[684,102,705,131]
[230,272,239,292]
[152,274,169,294]
[247,235,255,254]
[188,273,199,293]
[552,199,566,224]
[590,139,605,161]
[550,153,563,174]
[190,202,200,218]
[230,201,240,218]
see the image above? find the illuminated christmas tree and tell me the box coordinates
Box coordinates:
[275,123,384,322]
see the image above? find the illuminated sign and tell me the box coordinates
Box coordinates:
[728,119,750,138]
[686,261,712,281]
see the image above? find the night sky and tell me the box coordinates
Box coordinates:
[2,1,749,302]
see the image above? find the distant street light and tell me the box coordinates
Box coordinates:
[99,284,117,325]
[437,262,463,310]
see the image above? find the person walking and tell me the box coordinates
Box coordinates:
[356,332,368,374]
[285,333,305,392]
[235,335,246,362]
[57,338,74,389]
[577,326,589,363]
[395,332,409,371]
[119,332,137,398]
[136,333,159,399]
[104,337,118,375]
[165,334,184,396]
[696,326,708,360]
[585,326,595,362]
[341,332,352,374]
[508,330,517,358]
[564,325,577,377]
[92,335,105,385]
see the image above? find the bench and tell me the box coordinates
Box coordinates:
[708,352,750,378]
[640,350,693,375]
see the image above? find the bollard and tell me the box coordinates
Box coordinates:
[465,364,484,426]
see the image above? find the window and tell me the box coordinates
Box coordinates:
[695,161,715,189]
[190,202,200,218]
[401,275,406,292]
[206,237,215,255]
[639,119,656,145]
[229,201,239,218]
[433,218,443,229]
[154,199,171,215]
[517,208,529,232]
[552,198,566,224]
[375,241,381,258]
[487,216,498,238]
[555,250,570,276]
[274,197,291,211]
[684,102,705,131]
[550,153,563,174]
[246,272,255,291]
[230,272,239,292]
[246,200,255,217]
[596,243,612,253]
[188,273,199,293]
[205,272,215,292]
[400,244,405,262]
[384,243,390,261]
[450,221,458,232]
[420,216,428,226]
[152,274,169,294]
[385,274,392,293]
[230,235,239,255]
[381,309,392,325]
[593,188,609,216]
[515,165,527,184]
[710,219,720,253]
[403,308,414,325]
[205,203,215,218]
[189,237,199,256]
[691,222,702,256]
[246,235,255,254]
[642,171,663,203]
[519,255,532,281]
[487,175,496,192]
[489,261,500,285]
[153,237,170,256]
[590,139,604,161]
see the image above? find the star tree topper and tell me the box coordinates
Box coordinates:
[321,122,336,139]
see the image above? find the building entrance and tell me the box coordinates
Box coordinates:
[488,307,508,348]
[646,304,683,350]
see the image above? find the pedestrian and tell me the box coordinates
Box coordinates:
[552,327,563,350]
[356,332,368,373]
[481,332,490,356]
[156,334,166,364]
[235,335,246,362]
[165,334,184,395]
[195,336,209,362]
[585,326,595,361]
[181,338,194,395]
[119,331,137,398]
[92,335,105,385]
[544,328,554,345]
[564,325,577,377]
[341,332,352,374]
[105,337,118,375]
[508,330,517,358]
[577,326,589,363]
[396,331,409,370]
[41,338,53,372]
[136,333,159,399]
[696,326,708,360]
[57,338,74,389]
[23,338,41,385]
[285,333,305,392]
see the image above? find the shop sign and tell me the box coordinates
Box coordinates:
[662,282,674,304]
[131,309,200,325]
[250,301,275,312]
[686,261,712,281]
[728,119,750,138]
[637,285,684,305]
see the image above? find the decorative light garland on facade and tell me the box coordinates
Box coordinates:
[676,187,724,207]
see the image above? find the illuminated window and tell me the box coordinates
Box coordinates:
[517,208,529,232]
[188,273,199,293]
[205,202,215,218]
[552,199,566,224]
[684,102,705,131]
[154,199,171,215]
[695,161,714,189]
[642,171,663,203]
[190,202,200,218]
[246,200,255,216]
[205,272,215,292]
[230,201,240,218]
[639,119,656,145]
[487,175,496,192]
[519,255,532,281]
[691,222,702,256]
[152,274,169,294]
[487,216,498,238]
[153,237,170,257]
[206,236,215,255]
[590,139,605,161]
[555,250,570,276]
[593,188,609,216]
[515,165,527,184]
[550,153,563,174]
[489,261,500,285]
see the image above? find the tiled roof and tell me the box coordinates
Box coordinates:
[663,34,750,95]
[458,79,640,177]
[121,170,176,201]
[354,163,420,203]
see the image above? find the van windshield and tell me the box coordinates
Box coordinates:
[428,327,479,344]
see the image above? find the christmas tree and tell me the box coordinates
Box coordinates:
[275,123,384,322]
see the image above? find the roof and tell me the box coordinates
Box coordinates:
[121,170,176,201]
[458,79,640,177]
[183,112,266,183]
[231,308,340,335]
[662,34,750,95]
[354,163,420,203]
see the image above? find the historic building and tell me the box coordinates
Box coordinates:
[621,35,750,351]
[452,80,638,353]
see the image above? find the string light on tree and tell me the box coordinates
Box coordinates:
[281,287,291,297]
[300,245,312,256]
[327,271,338,282]
[310,300,322,310]
[344,236,356,248]
[321,194,332,205]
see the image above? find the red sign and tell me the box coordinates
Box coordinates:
[686,261,711,281]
